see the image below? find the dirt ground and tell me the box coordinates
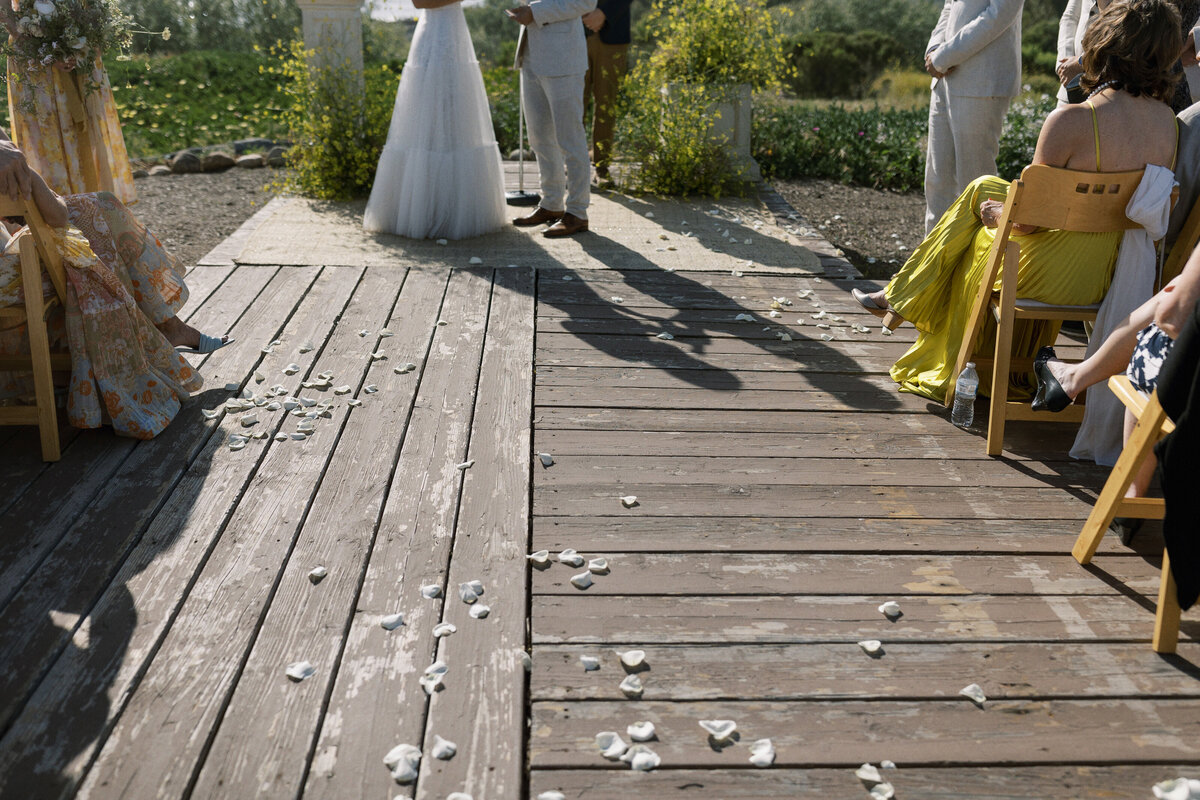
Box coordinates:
[132,168,277,268]
[773,177,925,279]
[133,169,926,280]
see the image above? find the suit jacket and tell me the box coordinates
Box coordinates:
[594,0,632,45]
[1055,0,1096,103]
[926,0,1023,98]
[1167,103,1200,249]
[514,0,597,76]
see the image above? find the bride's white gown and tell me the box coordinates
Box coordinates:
[363,3,506,240]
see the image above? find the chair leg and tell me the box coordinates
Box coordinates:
[986,244,1019,456]
[1071,395,1168,564]
[19,244,60,462]
[1153,549,1182,654]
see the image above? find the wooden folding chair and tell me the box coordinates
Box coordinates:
[1071,375,1180,652]
[0,197,68,461]
[945,165,1172,456]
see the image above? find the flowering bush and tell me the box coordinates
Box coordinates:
[615,0,790,196]
[643,0,789,91]
[2,0,133,74]
[269,40,399,200]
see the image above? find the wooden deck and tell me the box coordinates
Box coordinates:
[2,237,1199,796]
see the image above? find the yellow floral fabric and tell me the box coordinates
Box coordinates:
[0,193,200,439]
[887,176,1121,403]
[7,57,136,205]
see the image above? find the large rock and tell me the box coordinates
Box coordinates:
[232,137,274,155]
[168,151,203,174]
[149,165,172,176]
[265,146,288,167]
[132,168,150,179]
[202,151,236,172]
[508,148,535,161]
[236,153,265,169]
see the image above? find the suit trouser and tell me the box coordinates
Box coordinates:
[924,80,1010,234]
[584,36,629,176]
[522,65,590,219]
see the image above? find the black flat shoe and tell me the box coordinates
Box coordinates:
[1110,516,1144,546]
[1032,359,1073,412]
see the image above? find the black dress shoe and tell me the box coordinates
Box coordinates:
[1034,345,1057,368]
[1110,516,1144,546]
[1032,359,1072,412]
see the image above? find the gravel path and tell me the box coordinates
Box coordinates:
[132,169,925,281]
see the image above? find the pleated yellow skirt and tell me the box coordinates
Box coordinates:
[887,176,1120,403]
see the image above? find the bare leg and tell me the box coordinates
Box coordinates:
[1122,407,1158,498]
[1044,293,1161,399]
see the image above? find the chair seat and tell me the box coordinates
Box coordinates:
[1013,298,1102,312]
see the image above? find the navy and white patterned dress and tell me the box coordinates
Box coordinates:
[1126,323,1175,392]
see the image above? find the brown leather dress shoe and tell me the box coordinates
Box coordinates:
[512,207,564,227]
[543,213,589,238]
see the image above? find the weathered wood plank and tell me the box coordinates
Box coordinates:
[532,553,1159,597]
[304,269,494,800]
[537,343,902,374]
[0,265,294,738]
[536,367,903,391]
[179,263,235,311]
[533,428,1084,461]
[0,432,136,610]
[0,266,338,799]
[536,315,921,342]
[532,642,1200,700]
[69,266,367,800]
[188,268,438,797]
[417,268,535,800]
[531,516,1158,556]
[534,484,1099,518]
[537,455,1107,488]
[530,699,1200,767]
[529,766,1200,800]
[536,385,927,412]
[532,594,1190,644]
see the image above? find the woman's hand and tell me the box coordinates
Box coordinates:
[980,198,1037,234]
[1056,57,1084,86]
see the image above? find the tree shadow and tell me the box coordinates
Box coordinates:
[527,229,902,409]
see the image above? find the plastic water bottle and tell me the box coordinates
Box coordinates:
[951,362,979,428]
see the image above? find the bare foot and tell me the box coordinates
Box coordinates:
[1043,358,1080,400]
[155,315,202,349]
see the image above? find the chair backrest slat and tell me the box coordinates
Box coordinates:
[0,195,66,301]
[1010,165,1149,232]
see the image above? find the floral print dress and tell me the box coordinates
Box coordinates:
[0,192,200,438]
[6,56,136,204]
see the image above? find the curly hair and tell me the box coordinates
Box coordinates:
[1080,0,1182,103]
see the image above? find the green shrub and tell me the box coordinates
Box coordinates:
[270,40,399,200]
[1022,18,1061,78]
[753,100,927,190]
[103,49,286,156]
[615,0,789,196]
[787,31,907,99]
[482,65,519,156]
[754,91,1056,190]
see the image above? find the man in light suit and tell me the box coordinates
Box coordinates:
[1055,0,1098,106]
[508,0,597,237]
[923,0,1024,234]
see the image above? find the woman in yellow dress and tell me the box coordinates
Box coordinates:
[0,1,136,204]
[853,0,1181,404]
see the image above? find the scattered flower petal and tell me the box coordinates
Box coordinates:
[383,743,421,784]
[581,655,601,671]
[627,721,656,742]
[469,603,490,619]
[286,661,315,682]
[433,622,457,638]
[380,612,405,630]
[619,649,645,668]
[619,674,644,697]
[308,566,328,584]
[960,683,986,706]
[557,549,585,567]
[620,495,639,508]
[699,719,737,743]
[570,571,594,590]
[596,731,628,760]
[749,738,775,768]
[431,735,457,760]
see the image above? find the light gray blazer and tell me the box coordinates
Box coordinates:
[513,0,597,76]
[926,0,1024,98]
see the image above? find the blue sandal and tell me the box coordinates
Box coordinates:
[175,333,233,354]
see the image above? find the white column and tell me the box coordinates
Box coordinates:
[297,0,364,79]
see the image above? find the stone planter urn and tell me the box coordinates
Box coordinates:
[661,82,761,181]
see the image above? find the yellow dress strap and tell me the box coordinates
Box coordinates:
[1086,100,1102,171]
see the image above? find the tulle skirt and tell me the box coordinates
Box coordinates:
[363,3,506,240]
